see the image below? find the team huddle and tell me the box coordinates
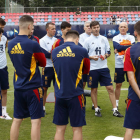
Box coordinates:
[0,15,140,140]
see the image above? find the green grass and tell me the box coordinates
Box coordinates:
[0,41,139,140]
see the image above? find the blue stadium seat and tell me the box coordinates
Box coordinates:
[135,17,139,21]
[63,18,66,21]
[99,21,103,25]
[48,15,52,18]
[8,19,12,22]
[99,15,102,17]
[70,15,73,18]
[107,21,110,24]
[88,15,91,18]
[70,21,74,25]
[128,18,131,21]
[81,21,84,25]
[55,18,59,21]
[129,21,133,24]
[135,14,138,17]
[70,18,73,21]
[95,18,99,21]
[48,18,51,21]
[77,18,81,21]
[36,22,41,25]
[41,19,44,21]
[31,16,34,18]
[98,18,103,21]
[88,18,92,21]
[128,14,131,17]
[106,18,110,21]
[55,21,59,25]
[132,21,136,24]
[1,16,5,19]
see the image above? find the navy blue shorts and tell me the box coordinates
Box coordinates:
[53,94,86,127]
[114,68,128,83]
[0,66,9,90]
[88,68,113,88]
[0,89,2,116]
[82,74,88,82]
[42,67,55,88]
[124,99,140,129]
[14,87,44,119]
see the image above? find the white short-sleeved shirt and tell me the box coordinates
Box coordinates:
[40,35,57,67]
[113,34,135,68]
[79,33,91,46]
[84,34,110,70]
[0,35,7,69]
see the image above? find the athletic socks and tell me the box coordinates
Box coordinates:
[2,106,6,115]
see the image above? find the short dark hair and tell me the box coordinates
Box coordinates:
[134,21,140,35]
[0,18,6,26]
[0,28,4,34]
[19,15,34,28]
[65,30,79,39]
[61,21,71,30]
[46,22,55,29]
[90,21,100,28]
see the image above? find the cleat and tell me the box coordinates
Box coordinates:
[92,106,101,110]
[2,113,12,120]
[113,110,124,117]
[95,110,102,117]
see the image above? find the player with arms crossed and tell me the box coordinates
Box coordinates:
[123,21,140,140]
[40,22,57,115]
[113,22,135,109]
[8,15,46,140]
[52,30,90,140]
[84,21,123,117]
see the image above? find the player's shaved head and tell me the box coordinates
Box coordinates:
[119,22,128,35]
[19,15,34,29]
[46,22,55,29]
[134,21,140,36]
[119,22,128,28]
[65,30,79,39]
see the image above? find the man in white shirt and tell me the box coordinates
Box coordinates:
[0,18,12,120]
[113,22,135,109]
[84,21,123,117]
[40,22,57,115]
[79,21,91,89]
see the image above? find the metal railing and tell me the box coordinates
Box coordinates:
[1,6,140,13]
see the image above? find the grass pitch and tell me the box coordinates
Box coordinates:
[0,41,139,140]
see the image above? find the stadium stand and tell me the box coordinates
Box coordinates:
[0,11,140,25]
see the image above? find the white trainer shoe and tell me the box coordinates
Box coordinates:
[2,113,12,120]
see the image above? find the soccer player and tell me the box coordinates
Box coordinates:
[113,22,135,109]
[40,22,57,115]
[84,21,123,117]
[8,15,46,140]
[52,21,71,50]
[52,30,90,140]
[0,18,12,120]
[28,26,39,43]
[123,21,140,140]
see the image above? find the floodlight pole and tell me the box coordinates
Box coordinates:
[106,0,113,12]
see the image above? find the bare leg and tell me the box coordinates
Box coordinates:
[1,89,7,106]
[124,128,135,140]
[54,125,67,140]
[91,88,98,108]
[83,82,86,89]
[10,118,22,140]
[115,83,122,100]
[31,118,41,140]
[72,127,83,140]
[106,85,116,108]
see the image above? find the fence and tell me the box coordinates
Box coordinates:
[1,6,140,13]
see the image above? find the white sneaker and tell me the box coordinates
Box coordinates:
[2,113,12,120]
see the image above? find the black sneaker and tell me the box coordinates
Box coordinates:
[95,110,102,117]
[92,106,101,110]
[113,110,124,117]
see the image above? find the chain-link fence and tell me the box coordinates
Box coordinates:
[2,6,140,13]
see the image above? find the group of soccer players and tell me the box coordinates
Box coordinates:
[0,14,140,140]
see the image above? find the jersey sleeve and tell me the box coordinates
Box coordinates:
[33,42,46,67]
[124,47,134,72]
[51,39,61,52]
[83,49,90,74]
[83,40,89,52]
[105,38,111,54]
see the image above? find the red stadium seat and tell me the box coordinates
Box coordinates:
[44,18,48,21]
[131,15,135,17]
[103,21,107,24]
[132,18,135,21]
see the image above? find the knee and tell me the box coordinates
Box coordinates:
[1,90,7,95]
[107,86,114,94]
[91,88,97,94]
[116,83,122,89]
